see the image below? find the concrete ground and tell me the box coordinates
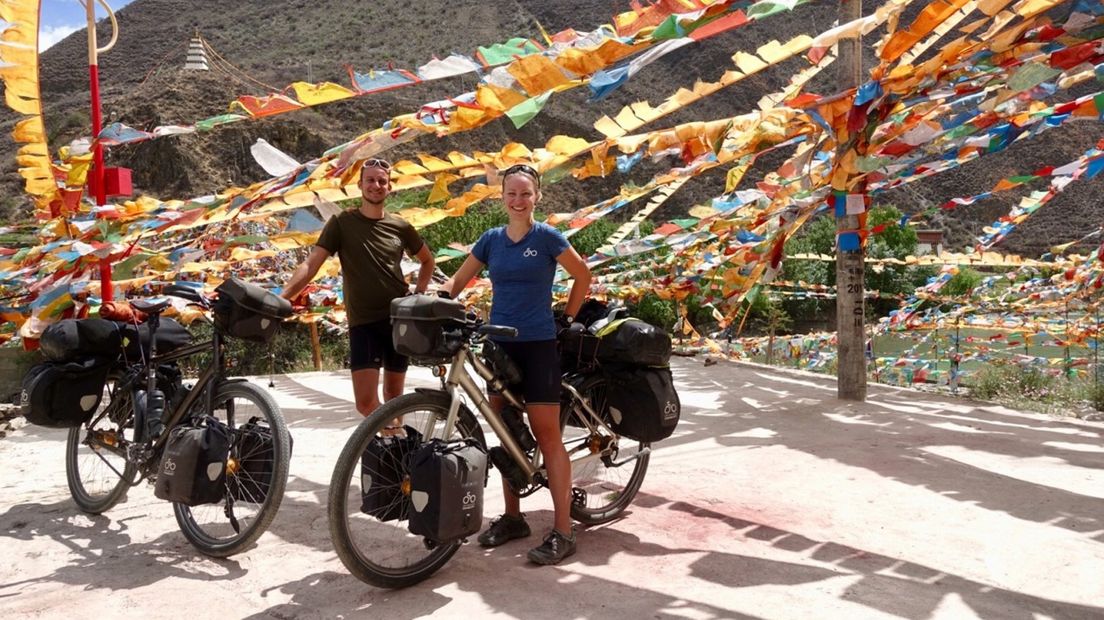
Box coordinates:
[1,358,1102,619]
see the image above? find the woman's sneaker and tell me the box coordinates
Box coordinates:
[526,529,577,565]
[477,514,531,547]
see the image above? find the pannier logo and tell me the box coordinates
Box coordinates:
[162,458,177,475]
[663,401,678,419]
[462,491,477,509]
[19,388,28,408]
[522,247,538,258]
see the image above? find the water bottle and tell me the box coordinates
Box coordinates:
[501,405,536,453]
[134,389,148,440]
[144,388,166,439]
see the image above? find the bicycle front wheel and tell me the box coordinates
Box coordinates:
[66,373,137,514]
[562,373,650,525]
[328,391,485,589]
[173,381,291,557]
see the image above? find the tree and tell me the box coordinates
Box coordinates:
[781,205,935,322]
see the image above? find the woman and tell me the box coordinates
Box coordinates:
[441,163,592,565]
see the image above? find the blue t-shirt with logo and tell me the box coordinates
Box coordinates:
[472,222,570,341]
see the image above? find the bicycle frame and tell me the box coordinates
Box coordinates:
[427,343,632,487]
[87,321,234,482]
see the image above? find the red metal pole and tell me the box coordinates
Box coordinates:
[86,0,112,301]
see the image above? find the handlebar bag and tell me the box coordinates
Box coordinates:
[390,295,467,361]
[20,356,112,428]
[603,366,680,443]
[360,426,423,521]
[212,278,292,343]
[154,416,232,506]
[407,438,487,543]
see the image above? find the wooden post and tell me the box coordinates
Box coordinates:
[953,319,961,394]
[1064,301,1071,380]
[835,0,866,401]
[767,320,776,366]
[309,321,323,371]
[1090,304,1099,386]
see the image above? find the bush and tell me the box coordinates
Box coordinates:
[1089,384,1104,412]
[629,293,676,331]
[180,320,349,377]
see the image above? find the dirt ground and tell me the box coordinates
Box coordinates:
[2,359,1103,619]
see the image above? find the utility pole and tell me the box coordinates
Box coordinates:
[83,0,119,302]
[835,0,867,400]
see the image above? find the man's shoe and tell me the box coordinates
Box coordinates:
[477,514,531,548]
[526,529,577,565]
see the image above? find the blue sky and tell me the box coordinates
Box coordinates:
[39,0,136,51]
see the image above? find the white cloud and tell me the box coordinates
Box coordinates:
[39,24,82,52]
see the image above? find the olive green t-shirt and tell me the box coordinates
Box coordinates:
[316,209,425,326]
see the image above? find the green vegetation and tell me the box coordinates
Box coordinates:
[181,321,349,377]
[968,362,1092,415]
[940,267,983,298]
[630,293,677,331]
[783,205,936,320]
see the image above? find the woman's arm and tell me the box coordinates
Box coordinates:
[441,254,486,299]
[556,247,592,318]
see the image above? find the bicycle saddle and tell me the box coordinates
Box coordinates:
[131,297,172,315]
[163,283,206,305]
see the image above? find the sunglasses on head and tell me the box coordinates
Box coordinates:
[363,158,391,170]
[502,163,540,187]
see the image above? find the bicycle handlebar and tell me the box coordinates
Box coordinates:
[477,324,518,339]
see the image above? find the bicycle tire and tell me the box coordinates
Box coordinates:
[173,380,291,557]
[328,391,485,589]
[562,373,650,525]
[66,372,137,514]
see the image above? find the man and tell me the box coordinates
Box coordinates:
[282,158,435,417]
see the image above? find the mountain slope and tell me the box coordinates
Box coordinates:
[4,0,1101,257]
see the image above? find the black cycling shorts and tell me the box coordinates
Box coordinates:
[349,319,409,373]
[487,339,561,405]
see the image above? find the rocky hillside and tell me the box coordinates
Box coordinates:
[4,0,1102,256]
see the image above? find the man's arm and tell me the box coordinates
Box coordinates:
[412,243,435,294]
[281,246,331,301]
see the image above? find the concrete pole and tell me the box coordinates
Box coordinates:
[835,0,866,401]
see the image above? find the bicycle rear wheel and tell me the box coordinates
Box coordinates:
[66,373,137,514]
[173,381,291,557]
[562,374,650,525]
[328,391,485,589]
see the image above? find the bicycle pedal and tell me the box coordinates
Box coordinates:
[571,487,587,508]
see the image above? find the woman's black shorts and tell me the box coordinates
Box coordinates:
[487,339,561,405]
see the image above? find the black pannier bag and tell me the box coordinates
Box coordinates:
[596,318,672,367]
[604,366,681,443]
[40,319,121,362]
[229,417,293,503]
[119,318,193,359]
[391,295,468,362]
[360,426,423,521]
[559,328,601,372]
[20,357,112,428]
[212,278,293,343]
[154,417,232,506]
[407,438,487,543]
